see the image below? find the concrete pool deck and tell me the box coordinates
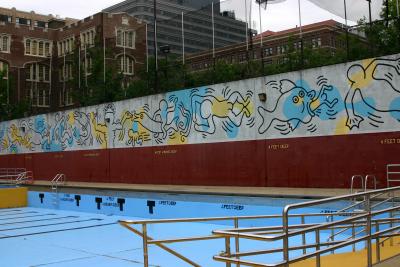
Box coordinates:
[30,180,351,198]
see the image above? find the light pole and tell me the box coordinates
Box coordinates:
[153,0,158,93]
[344,0,349,60]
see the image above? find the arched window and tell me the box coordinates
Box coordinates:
[0,35,11,53]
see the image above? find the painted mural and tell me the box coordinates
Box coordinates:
[0,54,400,155]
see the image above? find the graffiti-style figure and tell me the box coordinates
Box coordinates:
[191,88,252,135]
[345,58,400,129]
[258,80,338,134]
[8,124,33,150]
[53,113,74,150]
[90,112,108,148]
[153,98,179,139]
[19,119,42,151]
[119,110,152,146]
[73,111,93,146]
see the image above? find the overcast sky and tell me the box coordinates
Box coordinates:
[0,0,383,32]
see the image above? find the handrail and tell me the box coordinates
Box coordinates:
[279,186,400,267]
[350,174,364,194]
[387,164,400,187]
[365,174,377,191]
[15,171,34,185]
[51,173,66,187]
[215,186,400,267]
[0,168,26,182]
[119,186,400,267]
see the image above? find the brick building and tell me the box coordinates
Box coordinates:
[0,7,146,114]
[186,20,364,71]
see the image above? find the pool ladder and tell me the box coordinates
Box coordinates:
[51,174,66,208]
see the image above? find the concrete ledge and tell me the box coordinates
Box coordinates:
[30,180,351,198]
[0,186,27,208]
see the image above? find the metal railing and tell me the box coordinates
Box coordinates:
[15,171,34,185]
[387,164,400,188]
[51,173,66,208]
[120,186,400,267]
[51,173,66,189]
[213,186,400,267]
[0,168,26,183]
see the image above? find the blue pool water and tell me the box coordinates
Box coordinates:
[0,190,381,267]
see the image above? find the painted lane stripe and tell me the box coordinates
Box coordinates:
[0,216,79,226]
[0,211,38,217]
[0,222,117,239]
[0,209,22,213]
[0,213,56,221]
[0,218,104,231]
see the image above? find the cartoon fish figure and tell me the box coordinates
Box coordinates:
[258,80,317,134]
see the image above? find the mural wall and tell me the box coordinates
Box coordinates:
[1,54,400,156]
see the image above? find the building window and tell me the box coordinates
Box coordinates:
[118,56,134,75]
[264,47,273,56]
[294,41,302,51]
[0,35,11,53]
[80,28,96,48]
[60,87,74,106]
[312,37,322,48]
[58,36,75,56]
[59,63,73,82]
[17,18,30,25]
[26,63,50,82]
[25,38,52,57]
[277,45,288,55]
[82,56,92,76]
[0,61,8,79]
[116,29,136,49]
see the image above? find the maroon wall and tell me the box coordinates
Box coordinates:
[0,132,398,188]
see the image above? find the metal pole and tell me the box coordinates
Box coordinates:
[146,23,149,72]
[84,44,87,88]
[212,2,215,60]
[153,0,158,92]
[301,215,306,255]
[63,54,66,106]
[234,218,240,267]
[344,0,350,60]
[245,0,249,51]
[6,66,9,105]
[376,222,381,263]
[259,1,264,74]
[368,0,372,25]
[298,0,304,67]
[142,224,149,267]
[103,35,106,84]
[366,194,372,267]
[316,229,321,267]
[123,31,126,74]
[367,0,373,56]
[49,46,52,105]
[225,237,232,267]
[283,209,289,266]
[182,12,185,65]
[78,46,81,89]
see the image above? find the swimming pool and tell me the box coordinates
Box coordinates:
[27,190,352,223]
[2,188,394,267]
